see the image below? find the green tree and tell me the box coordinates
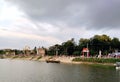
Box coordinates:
[62,38,76,55]
[79,38,89,47]
[0,50,5,55]
[33,47,37,55]
[90,34,111,55]
[111,37,120,50]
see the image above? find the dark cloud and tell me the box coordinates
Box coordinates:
[5,0,120,29]
[86,0,120,29]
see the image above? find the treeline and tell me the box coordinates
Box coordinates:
[0,49,23,55]
[47,34,120,56]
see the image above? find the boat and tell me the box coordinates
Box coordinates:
[46,59,60,63]
[116,67,120,70]
[116,62,120,70]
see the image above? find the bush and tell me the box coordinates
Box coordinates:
[73,51,80,56]
[72,57,120,63]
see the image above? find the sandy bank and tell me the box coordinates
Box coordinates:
[2,56,115,66]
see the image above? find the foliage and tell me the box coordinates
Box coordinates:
[47,38,76,56]
[0,50,5,54]
[72,57,120,63]
[33,47,37,54]
[14,49,23,55]
[47,34,120,56]
[73,51,80,56]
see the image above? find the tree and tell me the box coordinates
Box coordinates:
[62,38,76,55]
[14,49,23,55]
[46,34,120,56]
[111,37,120,50]
[33,47,37,55]
[0,50,5,55]
[47,44,61,56]
[79,38,89,48]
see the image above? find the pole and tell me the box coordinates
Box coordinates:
[87,43,89,57]
[56,47,58,57]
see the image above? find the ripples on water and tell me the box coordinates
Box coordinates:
[0,59,119,82]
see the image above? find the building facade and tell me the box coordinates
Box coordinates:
[37,48,45,56]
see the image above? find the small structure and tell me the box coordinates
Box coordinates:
[37,47,45,56]
[98,50,102,58]
[82,48,89,57]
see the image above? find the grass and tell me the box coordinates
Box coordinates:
[72,57,120,63]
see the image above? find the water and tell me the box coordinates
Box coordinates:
[0,59,119,82]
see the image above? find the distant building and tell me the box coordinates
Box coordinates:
[37,48,45,56]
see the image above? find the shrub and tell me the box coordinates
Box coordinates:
[72,57,120,63]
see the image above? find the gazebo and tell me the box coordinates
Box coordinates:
[82,48,89,57]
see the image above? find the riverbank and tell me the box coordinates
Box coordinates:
[3,55,74,63]
[1,55,117,66]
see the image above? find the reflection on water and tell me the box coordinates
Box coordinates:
[0,59,119,82]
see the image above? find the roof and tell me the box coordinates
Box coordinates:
[82,48,89,52]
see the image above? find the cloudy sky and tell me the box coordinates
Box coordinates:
[0,0,120,49]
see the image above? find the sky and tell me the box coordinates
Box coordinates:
[0,0,120,49]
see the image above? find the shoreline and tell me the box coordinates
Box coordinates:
[1,55,116,66]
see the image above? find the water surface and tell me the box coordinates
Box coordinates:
[0,59,119,82]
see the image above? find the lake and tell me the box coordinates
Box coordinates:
[0,59,119,82]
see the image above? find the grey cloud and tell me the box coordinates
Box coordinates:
[5,0,120,29]
[86,0,120,29]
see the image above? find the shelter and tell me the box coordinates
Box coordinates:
[82,48,89,57]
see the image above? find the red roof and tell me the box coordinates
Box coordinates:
[82,48,89,52]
